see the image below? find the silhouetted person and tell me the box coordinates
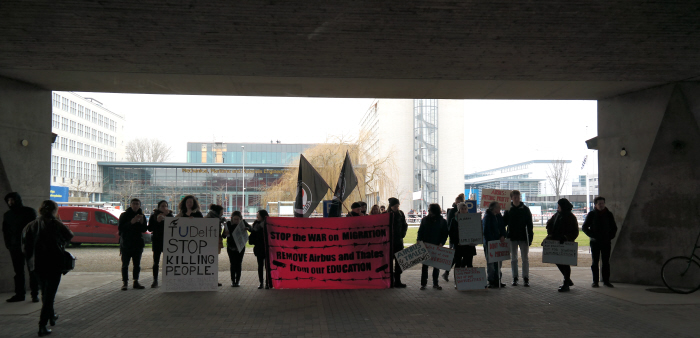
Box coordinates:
[483,201,506,288]
[387,198,408,288]
[442,193,465,282]
[249,210,270,289]
[3,192,39,302]
[118,198,147,290]
[22,200,73,337]
[417,203,448,290]
[582,196,618,288]
[147,200,173,288]
[225,211,250,287]
[546,198,579,292]
[346,202,362,217]
[206,204,226,286]
[504,190,533,287]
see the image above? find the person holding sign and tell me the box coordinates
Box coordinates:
[118,198,148,291]
[582,196,618,288]
[417,204,449,290]
[545,198,579,292]
[387,197,408,288]
[225,211,250,287]
[449,202,477,272]
[147,200,173,288]
[206,204,226,287]
[249,210,271,289]
[503,190,533,287]
[483,201,506,288]
[442,193,465,282]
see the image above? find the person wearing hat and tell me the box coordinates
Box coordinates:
[346,202,362,217]
[359,202,368,216]
[545,198,580,292]
[387,197,408,287]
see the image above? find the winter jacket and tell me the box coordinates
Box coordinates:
[482,209,506,243]
[249,220,267,257]
[417,215,448,246]
[3,192,38,251]
[582,208,618,243]
[504,202,534,244]
[445,203,458,230]
[22,216,73,274]
[346,211,362,217]
[177,210,204,218]
[118,207,148,250]
[388,210,408,250]
[546,211,579,243]
[448,215,477,255]
[226,219,251,251]
[147,209,174,252]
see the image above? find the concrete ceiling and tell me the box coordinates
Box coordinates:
[1,1,699,99]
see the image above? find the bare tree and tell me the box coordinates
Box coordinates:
[68,179,100,202]
[110,180,144,208]
[546,159,570,200]
[125,138,172,162]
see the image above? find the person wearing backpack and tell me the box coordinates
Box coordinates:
[22,200,74,337]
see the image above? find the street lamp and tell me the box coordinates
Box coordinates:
[241,146,245,216]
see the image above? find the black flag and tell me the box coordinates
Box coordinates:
[294,155,331,218]
[333,151,358,202]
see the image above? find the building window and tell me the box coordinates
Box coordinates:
[98,114,103,127]
[77,123,84,137]
[85,108,91,121]
[52,93,61,108]
[76,142,83,156]
[76,161,83,180]
[69,140,76,153]
[60,158,67,177]
[62,98,69,111]
[51,156,59,177]
[69,160,76,179]
[98,149,103,160]
[61,137,68,152]
[70,120,76,134]
[70,101,76,115]
[52,114,60,129]
[61,118,68,131]
[92,128,97,141]
[78,104,84,119]
[85,163,91,181]
[92,111,97,124]
[98,131,103,144]
[91,164,97,182]
[91,146,96,158]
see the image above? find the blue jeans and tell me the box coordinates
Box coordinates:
[483,245,502,284]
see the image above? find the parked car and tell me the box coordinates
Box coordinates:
[57,206,152,246]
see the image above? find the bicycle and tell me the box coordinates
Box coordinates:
[661,230,700,294]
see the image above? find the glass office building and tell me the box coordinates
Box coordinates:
[100,162,292,215]
[186,142,313,165]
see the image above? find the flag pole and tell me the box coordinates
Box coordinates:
[330,187,352,214]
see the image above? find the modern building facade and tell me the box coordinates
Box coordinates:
[186,142,313,165]
[50,91,126,202]
[360,99,464,211]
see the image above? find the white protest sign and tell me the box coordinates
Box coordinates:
[231,221,249,253]
[395,241,431,271]
[422,242,455,270]
[458,213,482,245]
[542,240,578,266]
[486,239,511,263]
[163,217,220,292]
[454,267,487,291]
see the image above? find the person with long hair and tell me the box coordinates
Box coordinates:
[545,198,579,292]
[118,198,148,291]
[416,203,449,290]
[249,209,270,289]
[22,200,73,337]
[442,193,465,282]
[177,195,203,218]
[147,200,173,288]
[369,204,381,215]
[225,210,250,287]
[483,201,506,288]
[206,204,226,287]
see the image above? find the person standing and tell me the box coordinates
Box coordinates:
[206,204,226,287]
[176,195,203,218]
[225,211,250,287]
[504,190,534,287]
[387,198,408,288]
[3,192,39,303]
[483,201,506,288]
[417,204,449,290]
[545,198,579,292]
[118,198,148,291]
[370,204,381,215]
[147,200,173,288]
[346,202,362,217]
[249,209,270,289]
[582,196,618,288]
[22,200,73,337]
[442,193,465,282]
[380,206,386,213]
[448,203,477,272]
[359,202,368,215]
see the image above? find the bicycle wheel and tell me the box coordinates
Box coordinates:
[661,256,700,294]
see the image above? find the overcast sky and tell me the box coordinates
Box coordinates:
[76,93,597,176]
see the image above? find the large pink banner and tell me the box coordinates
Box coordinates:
[267,214,391,289]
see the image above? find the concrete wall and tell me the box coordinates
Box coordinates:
[375,99,414,210]
[600,83,700,286]
[0,76,52,292]
[438,100,465,209]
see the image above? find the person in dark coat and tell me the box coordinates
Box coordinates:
[359,202,368,215]
[386,197,408,288]
[503,190,534,287]
[442,193,465,282]
[147,200,173,288]
[448,203,477,271]
[3,192,39,302]
[545,198,580,292]
[118,198,148,290]
[346,202,362,217]
[22,200,73,337]
[225,210,250,287]
[582,196,618,288]
[249,209,270,289]
[416,204,449,290]
[483,201,507,288]
[206,204,226,286]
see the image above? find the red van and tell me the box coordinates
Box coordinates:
[57,206,153,246]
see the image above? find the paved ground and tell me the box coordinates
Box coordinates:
[2,267,699,337]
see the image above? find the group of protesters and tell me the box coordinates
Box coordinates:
[4,188,618,336]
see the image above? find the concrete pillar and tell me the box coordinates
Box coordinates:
[0,76,52,292]
[599,82,700,285]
